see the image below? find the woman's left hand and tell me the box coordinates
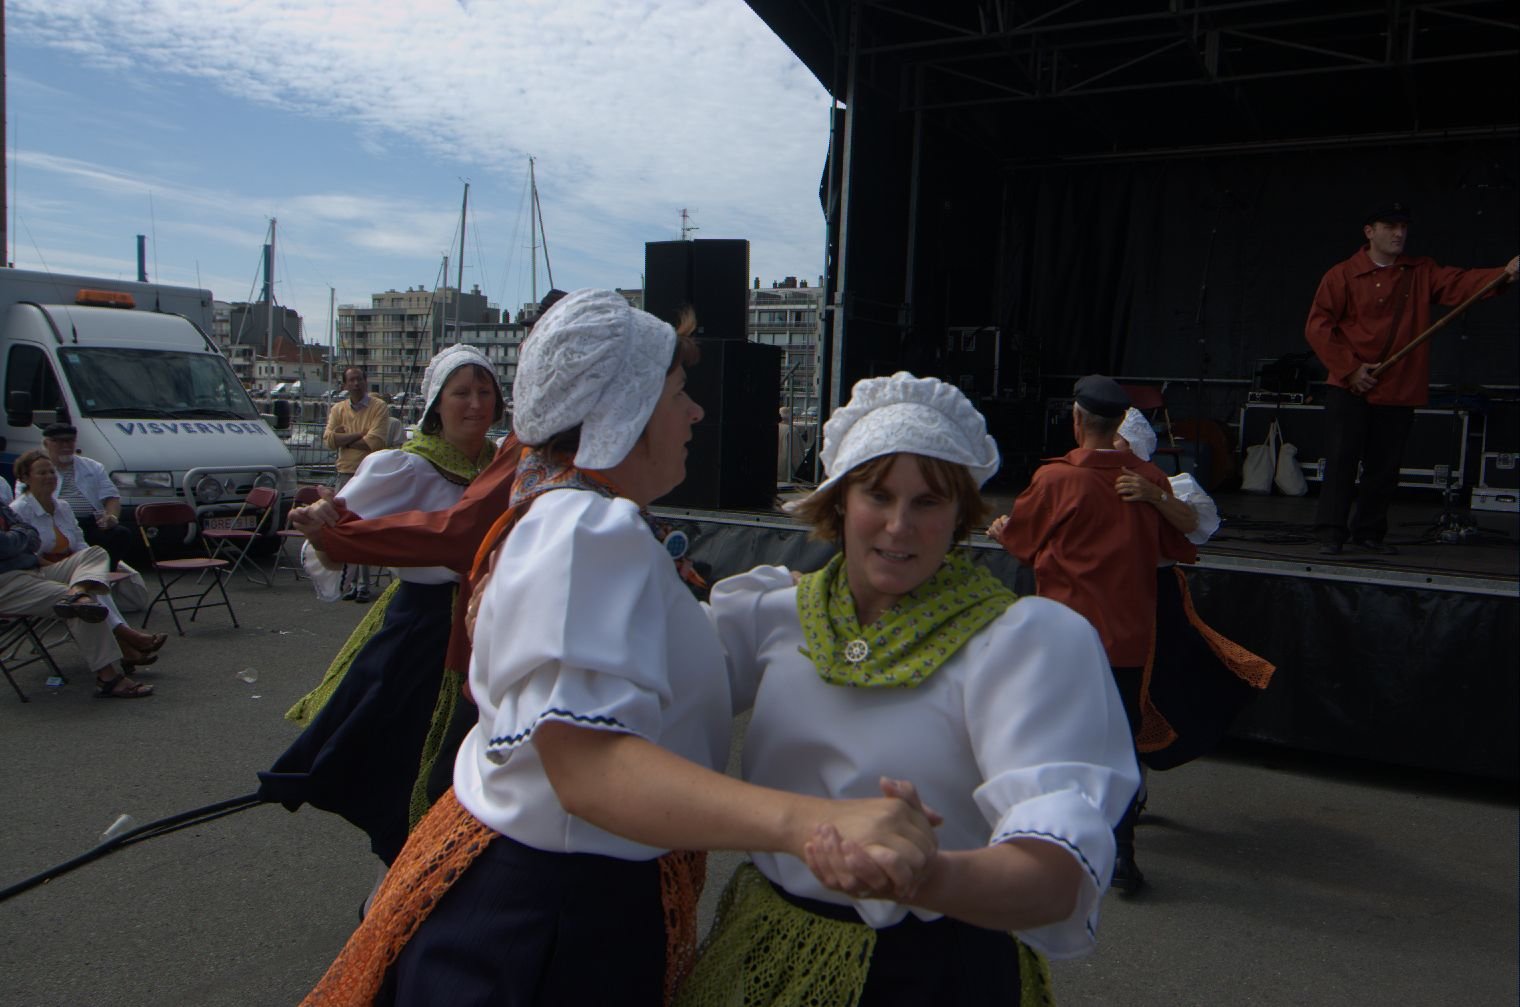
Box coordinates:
[802,777,943,902]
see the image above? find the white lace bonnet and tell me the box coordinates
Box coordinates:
[511,289,676,469]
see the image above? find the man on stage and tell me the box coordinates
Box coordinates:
[1305,203,1517,555]
[990,374,1196,893]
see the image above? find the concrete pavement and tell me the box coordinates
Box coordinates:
[1,571,1513,1006]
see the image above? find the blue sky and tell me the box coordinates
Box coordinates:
[5,0,831,344]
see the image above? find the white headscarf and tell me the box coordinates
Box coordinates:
[801,372,1000,501]
[511,288,676,470]
[421,344,499,419]
[1117,407,1157,462]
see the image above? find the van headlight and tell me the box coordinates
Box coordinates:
[111,471,175,490]
[194,474,225,503]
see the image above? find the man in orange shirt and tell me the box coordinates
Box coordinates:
[323,365,390,601]
[1305,203,1517,555]
[991,375,1196,893]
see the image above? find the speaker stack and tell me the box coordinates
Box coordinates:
[645,239,779,511]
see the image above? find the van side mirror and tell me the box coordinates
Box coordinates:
[271,399,293,431]
[7,391,33,428]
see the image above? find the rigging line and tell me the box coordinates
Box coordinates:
[21,219,52,275]
[496,171,531,316]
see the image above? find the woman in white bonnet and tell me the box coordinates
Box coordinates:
[304,291,938,1007]
[678,372,1140,1005]
[259,346,503,874]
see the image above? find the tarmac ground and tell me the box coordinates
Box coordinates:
[0,566,1514,1006]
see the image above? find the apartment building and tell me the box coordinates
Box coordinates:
[748,276,823,417]
[336,285,497,395]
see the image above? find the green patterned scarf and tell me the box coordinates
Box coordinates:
[401,431,496,485]
[797,551,1018,688]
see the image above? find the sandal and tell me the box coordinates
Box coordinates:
[120,645,160,670]
[96,673,154,699]
[54,592,110,624]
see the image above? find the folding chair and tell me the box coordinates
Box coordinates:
[272,485,322,582]
[0,615,67,703]
[136,502,240,635]
[201,487,280,586]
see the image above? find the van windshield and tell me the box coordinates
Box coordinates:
[56,347,261,420]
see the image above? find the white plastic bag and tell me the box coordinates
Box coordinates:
[1242,420,1279,494]
[109,561,150,613]
[301,540,345,602]
[1275,439,1308,496]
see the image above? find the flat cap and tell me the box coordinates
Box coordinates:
[42,422,78,439]
[1363,201,1411,226]
[1073,375,1130,419]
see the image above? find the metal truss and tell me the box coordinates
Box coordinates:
[849,0,1518,111]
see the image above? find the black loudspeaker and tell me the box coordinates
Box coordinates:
[661,339,781,510]
[644,239,749,340]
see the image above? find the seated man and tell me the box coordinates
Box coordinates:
[0,500,151,698]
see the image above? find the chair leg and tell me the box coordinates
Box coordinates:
[1,662,28,702]
[142,580,189,637]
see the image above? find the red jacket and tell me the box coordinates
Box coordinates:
[997,448,1196,668]
[1304,246,1509,406]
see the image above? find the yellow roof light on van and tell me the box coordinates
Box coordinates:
[76,289,136,309]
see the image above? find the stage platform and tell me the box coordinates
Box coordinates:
[655,486,1518,782]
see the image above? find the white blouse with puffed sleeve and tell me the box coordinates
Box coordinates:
[453,489,735,861]
[708,564,1139,960]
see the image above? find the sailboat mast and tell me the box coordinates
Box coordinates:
[266,217,276,363]
[529,157,538,306]
[533,171,554,292]
[456,181,468,337]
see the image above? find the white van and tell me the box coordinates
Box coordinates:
[0,269,297,532]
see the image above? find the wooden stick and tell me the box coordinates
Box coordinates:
[1371,269,1510,378]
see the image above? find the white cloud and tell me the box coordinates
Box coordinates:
[8,0,832,349]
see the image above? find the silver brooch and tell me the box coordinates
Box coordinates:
[843,639,870,663]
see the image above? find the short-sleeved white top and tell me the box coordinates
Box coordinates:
[337,450,466,584]
[709,565,1140,960]
[454,489,734,861]
[1169,471,1221,546]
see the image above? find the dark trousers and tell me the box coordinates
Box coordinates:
[1315,386,1414,545]
[81,519,133,571]
[1110,666,1144,854]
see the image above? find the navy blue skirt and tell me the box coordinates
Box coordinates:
[384,835,665,1007]
[257,580,457,863]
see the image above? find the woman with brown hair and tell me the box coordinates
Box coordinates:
[11,449,166,694]
[678,373,1140,1005]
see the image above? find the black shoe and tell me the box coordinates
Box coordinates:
[1111,853,1146,894]
[339,584,358,601]
[1353,539,1399,555]
[353,585,372,604]
[1317,542,1343,556]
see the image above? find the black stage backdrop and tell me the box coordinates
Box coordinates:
[998,140,1520,386]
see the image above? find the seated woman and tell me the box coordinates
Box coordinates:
[679,373,1140,1005]
[11,450,167,676]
